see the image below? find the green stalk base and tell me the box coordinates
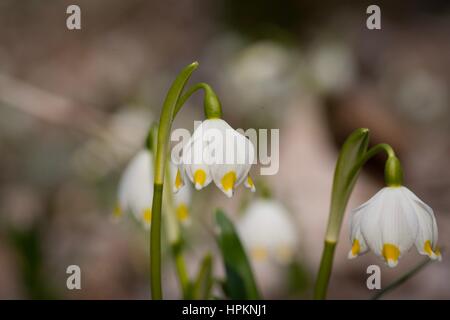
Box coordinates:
[314,241,336,300]
[150,183,163,300]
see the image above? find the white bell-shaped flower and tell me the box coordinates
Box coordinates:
[115,149,154,228]
[237,199,299,265]
[116,150,192,228]
[348,186,441,267]
[180,119,255,197]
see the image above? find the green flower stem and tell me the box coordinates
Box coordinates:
[150,62,199,299]
[371,258,431,300]
[162,166,180,244]
[174,82,222,119]
[163,162,191,298]
[150,62,222,299]
[313,241,336,300]
[150,184,164,299]
[314,128,401,300]
[352,143,395,173]
[149,120,190,298]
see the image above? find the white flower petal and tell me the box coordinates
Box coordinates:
[359,188,387,257]
[181,120,219,189]
[400,187,440,260]
[378,188,417,267]
[182,144,213,190]
[170,162,186,193]
[117,149,153,227]
[210,124,254,197]
[348,210,368,259]
[244,175,256,192]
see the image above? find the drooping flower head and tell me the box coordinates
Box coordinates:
[348,156,441,267]
[237,199,299,265]
[179,118,256,198]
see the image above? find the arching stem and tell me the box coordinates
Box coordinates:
[314,129,401,299]
[149,62,222,299]
[150,62,199,299]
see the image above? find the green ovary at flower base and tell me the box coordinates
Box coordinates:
[150,62,256,299]
[314,129,441,300]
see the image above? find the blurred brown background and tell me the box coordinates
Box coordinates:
[0,0,449,299]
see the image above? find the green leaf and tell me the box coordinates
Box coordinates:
[215,209,261,300]
[315,128,369,300]
[287,260,311,296]
[191,253,214,300]
[326,128,369,242]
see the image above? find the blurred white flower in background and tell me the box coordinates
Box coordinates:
[116,149,154,228]
[307,41,356,94]
[348,186,441,267]
[0,184,43,232]
[116,149,192,229]
[237,199,300,296]
[395,70,448,124]
[238,199,299,265]
[219,40,304,117]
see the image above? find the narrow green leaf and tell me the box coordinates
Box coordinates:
[215,209,261,300]
[191,253,214,300]
[315,128,370,300]
[326,128,370,242]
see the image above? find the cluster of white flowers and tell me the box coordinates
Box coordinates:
[115,118,442,270]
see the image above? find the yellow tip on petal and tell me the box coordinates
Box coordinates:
[348,239,360,259]
[424,240,434,256]
[251,246,268,262]
[221,171,236,195]
[383,243,400,268]
[424,240,439,260]
[142,208,152,226]
[174,169,184,192]
[113,203,123,218]
[245,175,256,192]
[435,247,442,261]
[176,203,189,223]
[194,169,207,190]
